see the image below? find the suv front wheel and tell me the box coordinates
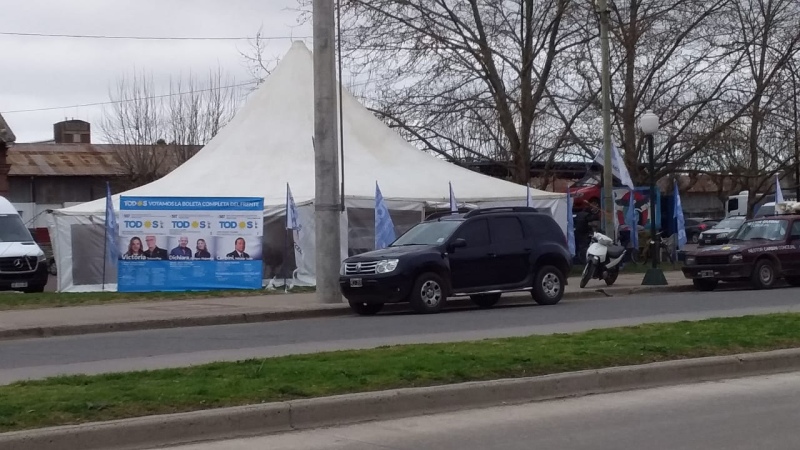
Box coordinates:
[410,272,447,314]
[532,265,564,306]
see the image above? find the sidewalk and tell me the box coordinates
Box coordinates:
[0,272,690,340]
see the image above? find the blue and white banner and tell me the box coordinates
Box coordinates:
[117,196,264,292]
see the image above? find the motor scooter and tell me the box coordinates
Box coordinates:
[579,232,626,288]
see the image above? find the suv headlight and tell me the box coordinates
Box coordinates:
[685,256,696,266]
[376,259,399,274]
[730,253,743,263]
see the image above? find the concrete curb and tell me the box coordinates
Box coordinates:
[0,284,692,341]
[2,347,799,450]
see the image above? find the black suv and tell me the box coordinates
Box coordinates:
[339,207,572,315]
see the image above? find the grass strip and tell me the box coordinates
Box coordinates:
[2,313,799,433]
[0,287,315,311]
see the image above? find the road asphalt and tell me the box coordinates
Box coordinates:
[157,371,800,450]
[2,286,800,384]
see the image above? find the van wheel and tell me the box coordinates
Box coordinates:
[348,301,384,316]
[532,265,564,306]
[410,272,446,314]
[692,279,718,292]
[751,259,777,289]
[470,293,501,309]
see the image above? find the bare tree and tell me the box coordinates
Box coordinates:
[102,67,242,187]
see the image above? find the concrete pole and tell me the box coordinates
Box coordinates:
[313,0,343,303]
[597,0,615,239]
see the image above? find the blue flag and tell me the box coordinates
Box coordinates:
[627,189,638,251]
[449,182,458,213]
[674,180,687,249]
[104,181,119,264]
[286,183,299,230]
[566,190,576,257]
[375,182,396,249]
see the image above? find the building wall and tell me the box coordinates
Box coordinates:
[682,193,725,218]
[7,176,112,204]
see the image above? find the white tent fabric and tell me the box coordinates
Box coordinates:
[49,41,566,292]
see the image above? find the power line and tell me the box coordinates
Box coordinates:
[0,31,312,41]
[1,81,258,114]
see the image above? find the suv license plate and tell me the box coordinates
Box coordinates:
[699,270,714,278]
[11,282,28,289]
[705,239,712,244]
[350,278,363,288]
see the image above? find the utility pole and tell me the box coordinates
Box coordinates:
[313,0,343,303]
[791,61,799,200]
[597,0,614,239]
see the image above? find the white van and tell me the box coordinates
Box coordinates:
[0,196,48,293]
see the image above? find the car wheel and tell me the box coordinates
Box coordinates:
[410,272,446,314]
[23,285,46,294]
[692,279,718,292]
[786,276,800,287]
[348,301,384,316]
[532,265,565,306]
[470,293,501,309]
[751,259,777,289]
[691,234,699,244]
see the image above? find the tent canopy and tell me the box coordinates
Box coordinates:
[58,41,561,215]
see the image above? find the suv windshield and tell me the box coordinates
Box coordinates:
[730,219,787,242]
[391,220,463,246]
[0,214,34,243]
[715,217,745,229]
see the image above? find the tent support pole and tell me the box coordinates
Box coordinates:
[337,0,345,212]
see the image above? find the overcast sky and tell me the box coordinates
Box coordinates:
[1,0,311,143]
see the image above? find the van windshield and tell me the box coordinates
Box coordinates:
[0,214,34,242]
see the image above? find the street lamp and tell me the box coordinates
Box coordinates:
[640,110,668,286]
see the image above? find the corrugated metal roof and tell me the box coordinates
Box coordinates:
[8,143,123,176]
[7,143,203,177]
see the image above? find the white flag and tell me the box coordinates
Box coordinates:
[775,174,784,205]
[594,143,635,190]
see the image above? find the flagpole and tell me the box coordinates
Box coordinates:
[284,229,290,293]
[102,213,108,292]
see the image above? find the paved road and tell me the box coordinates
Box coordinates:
[159,371,800,450]
[2,287,800,383]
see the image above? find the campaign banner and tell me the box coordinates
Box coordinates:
[117,196,264,292]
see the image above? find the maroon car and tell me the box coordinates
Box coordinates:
[682,215,800,291]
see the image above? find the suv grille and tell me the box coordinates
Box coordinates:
[345,261,378,275]
[696,255,729,265]
[0,256,38,273]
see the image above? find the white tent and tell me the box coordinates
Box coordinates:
[49,41,566,292]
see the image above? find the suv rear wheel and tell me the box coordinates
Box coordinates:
[470,293,501,309]
[348,301,384,316]
[410,272,446,314]
[532,265,564,305]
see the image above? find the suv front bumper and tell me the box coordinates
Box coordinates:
[682,263,752,280]
[339,272,413,304]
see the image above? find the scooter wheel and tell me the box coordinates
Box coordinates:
[580,260,595,288]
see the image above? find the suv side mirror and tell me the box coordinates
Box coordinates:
[448,238,467,252]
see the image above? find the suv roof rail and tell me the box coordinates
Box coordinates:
[463,206,538,218]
